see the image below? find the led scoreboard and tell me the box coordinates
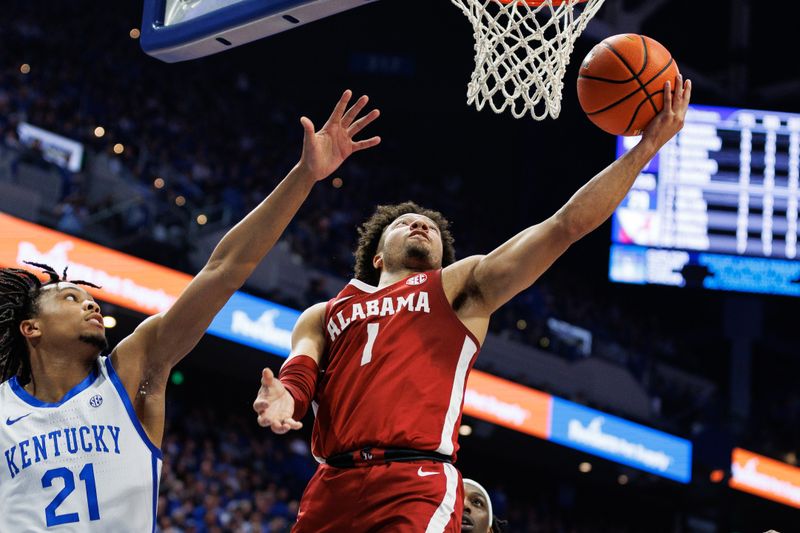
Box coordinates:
[610,104,800,297]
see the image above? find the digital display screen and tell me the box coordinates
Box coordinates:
[17,122,83,172]
[610,104,800,296]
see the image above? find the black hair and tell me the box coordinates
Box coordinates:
[0,262,99,384]
[353,201,456,285]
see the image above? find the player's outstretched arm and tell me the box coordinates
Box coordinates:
[112,91,380,392]
[461,77,691,315]
[253,302,326,434]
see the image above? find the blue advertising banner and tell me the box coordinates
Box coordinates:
[207,291,299,357]
[549,397,692,483]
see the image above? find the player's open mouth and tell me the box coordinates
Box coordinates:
[461,516,474,530]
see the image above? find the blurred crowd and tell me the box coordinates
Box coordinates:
[156,402,678,533]
[1,0,797,489]
[157,407,313,533]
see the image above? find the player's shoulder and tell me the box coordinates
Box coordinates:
[296,301,327,328]
[0,378,12,400]
[442,255,484,285]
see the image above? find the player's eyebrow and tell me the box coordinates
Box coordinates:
[51,284,94,301]
[395,215,440,231]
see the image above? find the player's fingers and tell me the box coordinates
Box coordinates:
[271,421,289,435]
[663,80,673,113]
[342,95,369,128]
[353,136,381,152]
[253,398,269,412]
[348,109,380,136]
[261,367,275,387]
[300,116,315,139]
[274,418,302,433]
[328,89,352,123]
[681,79,692,108]
[674,74,684,102]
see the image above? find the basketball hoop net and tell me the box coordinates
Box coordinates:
[452,0,605,120]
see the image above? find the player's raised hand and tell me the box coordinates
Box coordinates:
[642,74,692,148]
[298,90,381,182]
[253,368,303,434]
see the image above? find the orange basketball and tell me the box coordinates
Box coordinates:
[577,34,679,136]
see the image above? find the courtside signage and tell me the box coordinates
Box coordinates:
[463,371,551,440]
[0,213,188,314]
[206,291,299,357]
[549,398,692,483]
[0,212,694,479]
[730,448,800,509]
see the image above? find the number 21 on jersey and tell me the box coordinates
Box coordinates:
[42,463,100,526]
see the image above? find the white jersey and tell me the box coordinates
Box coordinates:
[0,356,162,532]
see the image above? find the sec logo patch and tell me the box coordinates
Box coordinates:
[89,395,103,408]
[406,273,428,286]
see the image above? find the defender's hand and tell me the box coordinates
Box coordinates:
[253,368,303,434]
[298,90,381,182]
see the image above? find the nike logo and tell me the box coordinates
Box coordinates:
[417,467,439,477]
[6,413,32,426]
[333,296,354,306]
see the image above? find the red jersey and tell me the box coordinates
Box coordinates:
[311,269,481,462]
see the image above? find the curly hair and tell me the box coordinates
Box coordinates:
[353,201,456,285]
[0,262,99,384]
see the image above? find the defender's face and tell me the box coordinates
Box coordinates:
[462,484,491,533]
[24,283,106,349]
[375,213,444,273]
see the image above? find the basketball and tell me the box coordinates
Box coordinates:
[577,34,680,136]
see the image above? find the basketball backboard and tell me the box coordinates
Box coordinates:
[141,0,377,63]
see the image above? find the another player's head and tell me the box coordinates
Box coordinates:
[0,263,105,385]
[462,478,505,533]
[354,201,456,285]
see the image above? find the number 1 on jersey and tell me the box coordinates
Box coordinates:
[360,323,380,366]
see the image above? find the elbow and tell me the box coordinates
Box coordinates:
[554,211,586,243]
[204,261,250,292]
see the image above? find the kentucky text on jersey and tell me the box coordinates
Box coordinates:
[326,291,431,341]
[4,425,121,479]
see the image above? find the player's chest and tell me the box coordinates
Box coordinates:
[325,289,434,343]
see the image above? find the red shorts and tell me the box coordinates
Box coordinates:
[293,460,464,533]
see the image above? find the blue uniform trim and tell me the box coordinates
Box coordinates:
[104,357,163,459]
[9,364,100,407]
[140,0,304,53]
[151,454,160,533]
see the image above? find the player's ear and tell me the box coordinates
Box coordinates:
[20,318,42,341]
[372,253,384,270]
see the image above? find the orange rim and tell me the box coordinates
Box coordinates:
[495,0,588,6]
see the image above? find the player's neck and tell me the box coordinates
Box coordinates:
[24,346,98,403]
[377,268,423,289]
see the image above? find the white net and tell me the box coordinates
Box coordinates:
[451,0,605,120]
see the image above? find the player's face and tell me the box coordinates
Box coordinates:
[376,213,443,272]
[462,484,491,533]
[25,283,108,352]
